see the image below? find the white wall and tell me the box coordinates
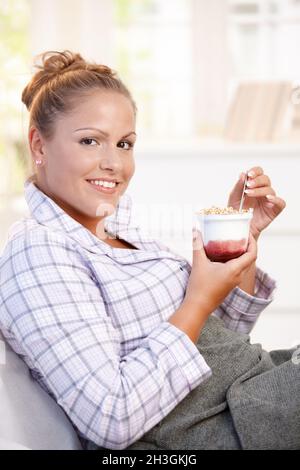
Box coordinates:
[29,0,114,65]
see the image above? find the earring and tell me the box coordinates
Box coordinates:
[35,159,42,165]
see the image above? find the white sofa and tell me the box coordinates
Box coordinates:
[0,330,83,450]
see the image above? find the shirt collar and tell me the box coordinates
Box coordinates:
[23,177,133,251]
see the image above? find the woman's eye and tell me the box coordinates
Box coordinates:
[119,141,133,150]
[80,138,98,146]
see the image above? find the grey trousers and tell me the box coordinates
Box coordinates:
[125,315,300,450]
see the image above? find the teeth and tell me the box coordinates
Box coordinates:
[103,181,115,188]
[89,180,116,188]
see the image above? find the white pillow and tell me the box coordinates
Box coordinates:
[0,437,30,450]
[0,331,82,450]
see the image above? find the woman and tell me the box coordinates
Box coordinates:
[0,50,297,450]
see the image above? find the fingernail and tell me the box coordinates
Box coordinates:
[244,189,253,194]
[248,171,255,178]
[266,194,275,200]
[246,180,254,187]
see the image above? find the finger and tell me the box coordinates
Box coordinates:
[192,228,206,256]
[246,232,257,257]
[247,166,264,178]
[265,195,287,212]
[246,174,271,189]
[229,172,247,202]
[239,171,247,183]
[226,234,257,272]
[244,187,276,198]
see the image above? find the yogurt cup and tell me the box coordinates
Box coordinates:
[196,208,253,262]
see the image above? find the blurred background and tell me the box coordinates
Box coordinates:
[1,0,300,350]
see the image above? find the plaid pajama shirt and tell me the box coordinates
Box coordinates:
[0,178,276,449]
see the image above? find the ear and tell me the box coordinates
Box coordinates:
[28,126,46,160]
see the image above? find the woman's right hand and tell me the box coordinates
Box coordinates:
[184,229,257,316]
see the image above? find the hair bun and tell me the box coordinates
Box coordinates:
[35,50,86,74]
[34,49,115,78]
[21,49,131,114]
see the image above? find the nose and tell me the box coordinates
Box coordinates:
[99,144,122,172]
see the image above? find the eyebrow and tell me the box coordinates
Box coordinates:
[73,127,137,138]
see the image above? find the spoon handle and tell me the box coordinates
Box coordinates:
[239,173,248,212]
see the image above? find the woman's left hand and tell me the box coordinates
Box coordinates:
[227,166,286,240]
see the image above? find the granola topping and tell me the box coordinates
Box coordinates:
[197,206,251,215]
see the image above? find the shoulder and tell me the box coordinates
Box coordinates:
[1,217,81,273]
[3,219,70,251]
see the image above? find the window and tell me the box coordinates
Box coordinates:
[228,0,300,79]
[113,0,194,141]
[0,0,30,196]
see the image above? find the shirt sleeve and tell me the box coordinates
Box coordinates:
[213,266,277,334]
[5,229,211,450]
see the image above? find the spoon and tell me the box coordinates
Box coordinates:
[239,173,248,212]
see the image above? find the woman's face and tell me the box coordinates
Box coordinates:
[29,90,136,236]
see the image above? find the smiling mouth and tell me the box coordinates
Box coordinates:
[86,180,120,194]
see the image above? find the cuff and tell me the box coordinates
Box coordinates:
[147,322,212,391]
[254,266,277,300]
[217,266,277,333]
[223,266,276,316]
